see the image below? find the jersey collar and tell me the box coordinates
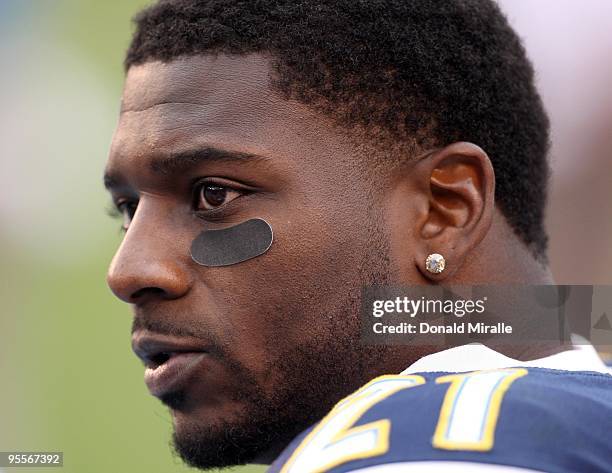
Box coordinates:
[401,338,611,375]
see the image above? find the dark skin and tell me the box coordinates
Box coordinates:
[105,54,558,466]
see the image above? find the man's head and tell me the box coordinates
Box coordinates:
[105,0,550,468]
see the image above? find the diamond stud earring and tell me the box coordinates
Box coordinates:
[425,253,445,274]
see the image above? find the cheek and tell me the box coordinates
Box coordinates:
[194,213,371,361]
[382,185,426,283]
[190,218,273,267]
[270,216,372,314]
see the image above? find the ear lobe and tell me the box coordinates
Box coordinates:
[416,142,495,279]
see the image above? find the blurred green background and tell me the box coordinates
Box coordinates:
[0,1,262,472]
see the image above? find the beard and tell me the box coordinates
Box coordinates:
[138,217,392,469]
[170,333,389,469]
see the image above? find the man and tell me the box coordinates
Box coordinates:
[104,0,612,471]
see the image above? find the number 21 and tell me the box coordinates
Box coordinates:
[281,368,528,473]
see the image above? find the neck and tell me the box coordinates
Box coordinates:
[461,210,554,285]
[439,210,570,360]
[253,214,562,465]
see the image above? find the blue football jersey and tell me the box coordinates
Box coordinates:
[268,368,612,473]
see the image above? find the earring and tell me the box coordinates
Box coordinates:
[425,253,445,274]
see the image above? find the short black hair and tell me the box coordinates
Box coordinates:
[126,0,550,258]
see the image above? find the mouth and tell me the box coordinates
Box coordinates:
[132,331,209,399]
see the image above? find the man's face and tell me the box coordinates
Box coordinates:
[105,54,407,467]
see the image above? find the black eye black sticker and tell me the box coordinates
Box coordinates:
[190,218,273,267]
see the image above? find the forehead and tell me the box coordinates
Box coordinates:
[121,54,275,116]
[106,53,380,197]
[111,55,283,160]
[108,54,356,176]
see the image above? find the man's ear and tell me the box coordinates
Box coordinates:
[413,142,495,280]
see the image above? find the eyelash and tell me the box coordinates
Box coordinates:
[191,179,249,215]
[105,203,121,220]
[107,200,137,233]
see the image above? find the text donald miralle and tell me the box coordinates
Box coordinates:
[370,296,513,335]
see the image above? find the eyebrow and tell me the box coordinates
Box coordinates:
[104,146,269,191]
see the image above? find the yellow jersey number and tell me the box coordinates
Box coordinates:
[281,368,528,473]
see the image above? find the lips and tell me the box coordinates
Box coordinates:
[132,331,209,398]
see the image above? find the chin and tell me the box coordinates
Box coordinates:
[170,409,269,469]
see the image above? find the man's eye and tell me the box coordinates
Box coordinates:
[196,184,242,211]
[117,200,138,230]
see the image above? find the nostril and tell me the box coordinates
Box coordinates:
[131,286,166,301]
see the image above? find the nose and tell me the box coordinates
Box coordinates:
[106,211,192,304]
